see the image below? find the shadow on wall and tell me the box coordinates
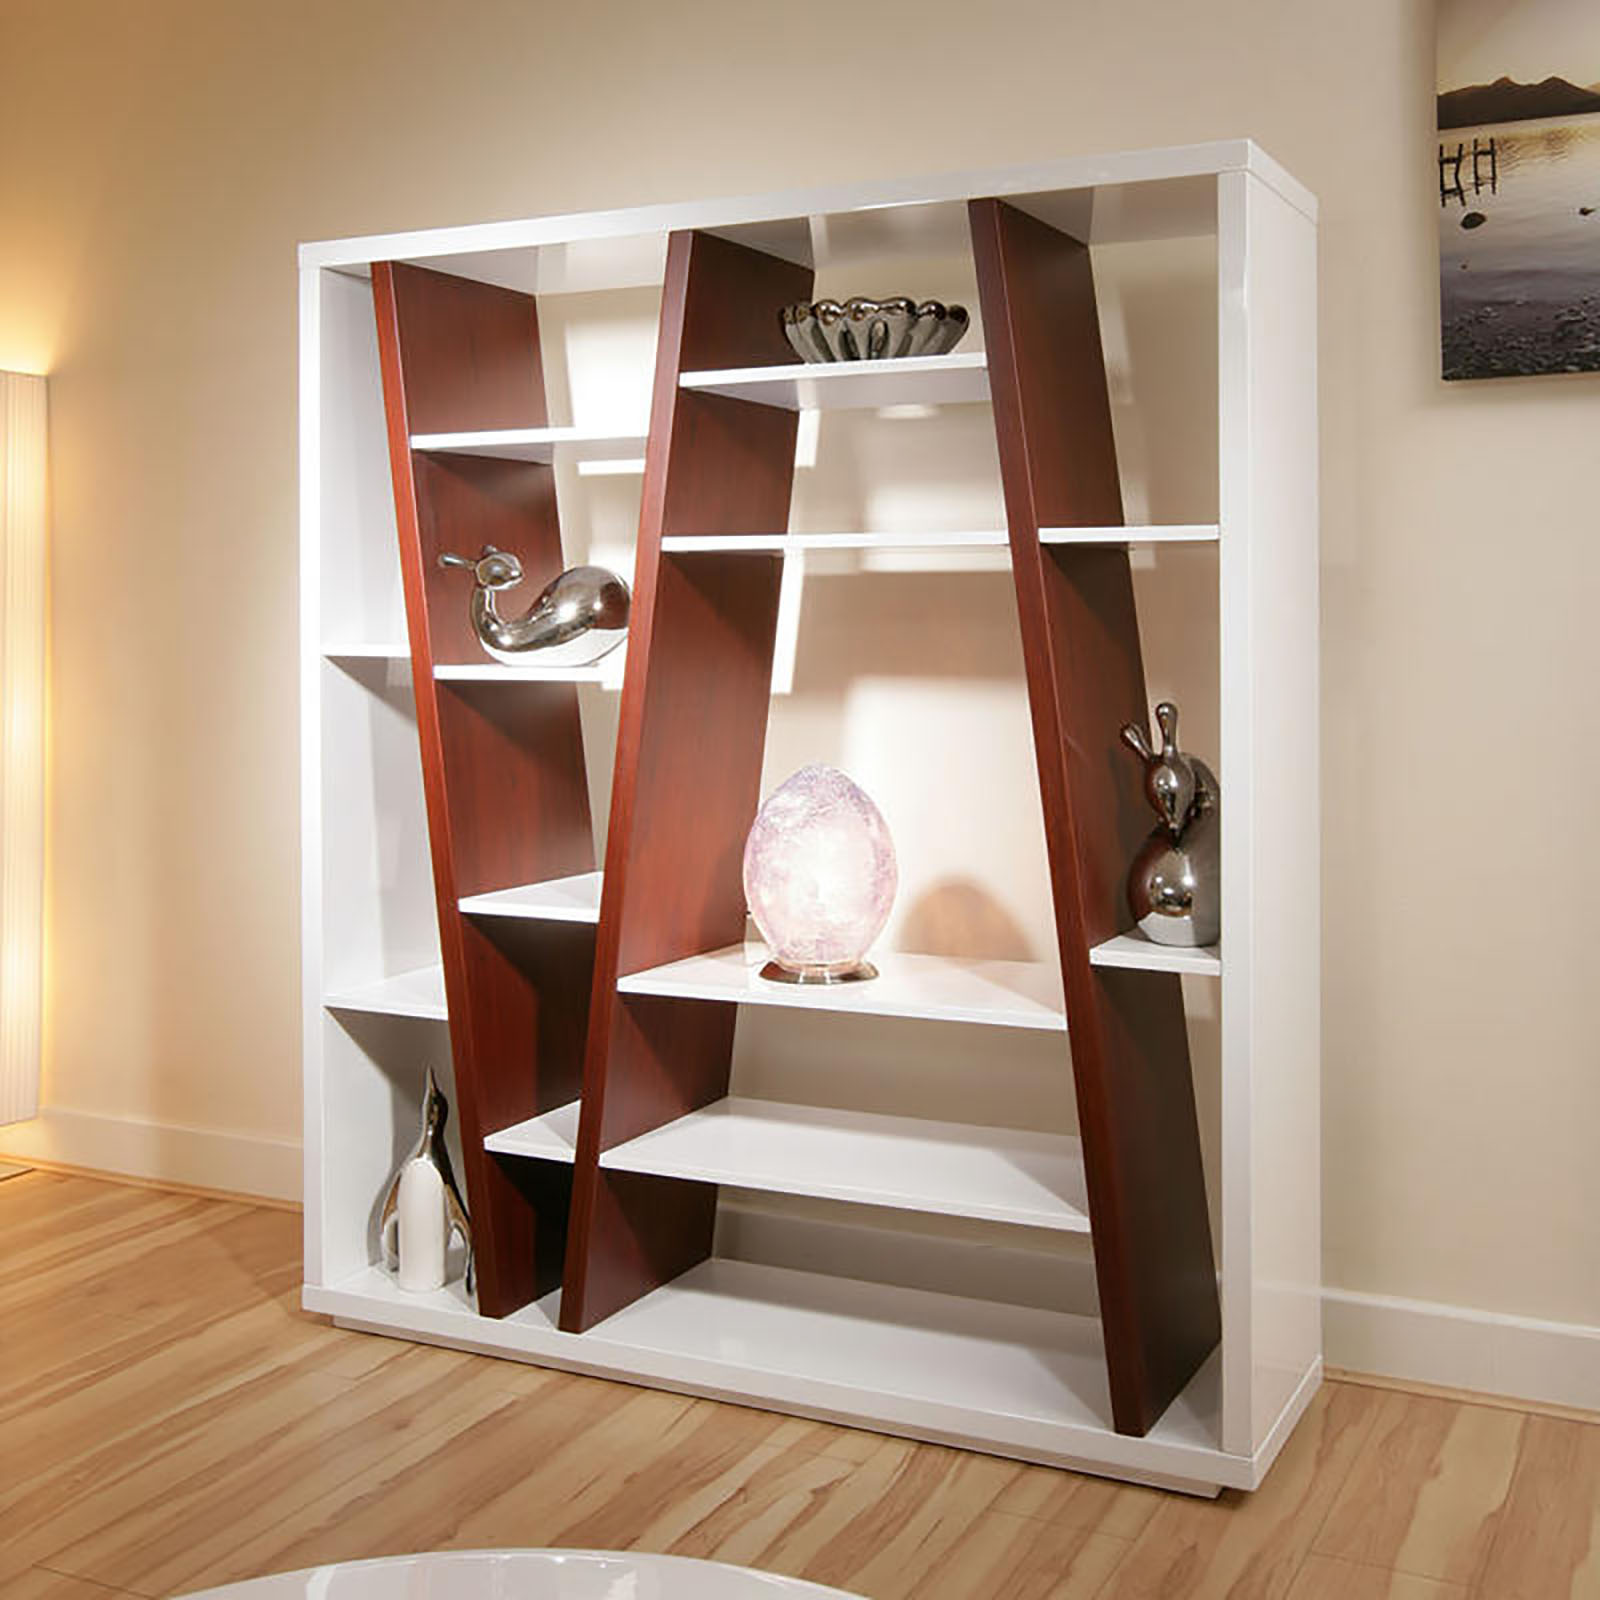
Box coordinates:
[898,877,1036,962]
[788,571,1025,693]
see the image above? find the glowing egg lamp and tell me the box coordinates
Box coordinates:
[742,764,897,984]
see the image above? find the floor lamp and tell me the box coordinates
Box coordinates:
[1,371,46,1127]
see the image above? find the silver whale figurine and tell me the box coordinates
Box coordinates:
[378,1065,474,1293]
[439,545,630,667]
[1119,701,1221,948]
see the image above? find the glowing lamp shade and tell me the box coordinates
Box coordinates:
[743,764,897,984]
[0,371,46,1126]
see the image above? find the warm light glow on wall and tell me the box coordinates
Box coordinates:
[1,372,47,1125]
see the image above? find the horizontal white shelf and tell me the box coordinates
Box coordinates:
[409,427,647,463]
[433,660,620,684]
[305,143,1314,280]
[678,353,990,412]
[323,642,410,660]
[1040,524,1219,544]
[662,530,1009,554]
[324,964,447,1020]
[605,1258,1116,1427]
[317,1263,483,1319]
[1089,932,1221,977]
[600,1097,1089,1232]
[657,526,1218,554]
[306,1258,1226,1487]
[459,871,603,923]
[484,1100,582,1161]
[617,943,1065,1032]
[325,652,622,685]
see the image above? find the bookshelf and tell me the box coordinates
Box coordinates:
[300,141,1320,1494]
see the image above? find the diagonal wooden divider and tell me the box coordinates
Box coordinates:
[374,219,1219,1435]
[560,230,813,1332]
[970,198,1220,1435]
[372,262,595,1316]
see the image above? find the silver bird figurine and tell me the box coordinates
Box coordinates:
[439,546,630,667]
[378,1065,474,1294]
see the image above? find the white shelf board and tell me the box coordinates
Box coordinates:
[399,235,669,298]
[600,1097,1089,1232]
[324,964,447,1020]
[409,427,647,463]
[1040,524,1220,545]
[434,661,616,684]
[318,1264,485,1318]
[459,871,603,923]
[617,943,1066,1032]
[323,642,410,660]
[484,1100,582,1162]
[602,1258,1122,1430]
[678,353,989,412]
[302,143,1313,280]
[659,527,1218,555]
[661,530,1008,554]
[306,1257,1232,1491]
[326,651,622,685]
[1090,932,1222,977]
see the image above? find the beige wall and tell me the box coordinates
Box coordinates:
[1,0,1596,1336]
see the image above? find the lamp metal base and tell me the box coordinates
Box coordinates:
[758,959,879,985]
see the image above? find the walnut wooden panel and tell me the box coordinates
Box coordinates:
[413,452,564,664]
[970,197,1220,1436]
[661,393,803,537]
[373,262,591,1317]
[1038,545,1167,939]
[383,261,548,434]
[561,231,813,1332]
[435,683,593,896]
[460,919,597,1132]
[575,1168,722,1339]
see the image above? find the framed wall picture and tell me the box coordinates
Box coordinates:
[1438,0,1600,379]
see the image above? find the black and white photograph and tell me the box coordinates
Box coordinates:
[1439,0,1600,378]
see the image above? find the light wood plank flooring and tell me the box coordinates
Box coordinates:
[4,1171,1597,1599]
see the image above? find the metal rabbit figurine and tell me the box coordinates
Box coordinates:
[1119,701,1220,948]
[439,545,630,668]
[378,1066,474,1295]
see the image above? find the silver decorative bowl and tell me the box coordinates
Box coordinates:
[780,296,969,362]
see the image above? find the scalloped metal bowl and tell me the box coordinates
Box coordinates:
[781,296,970,362]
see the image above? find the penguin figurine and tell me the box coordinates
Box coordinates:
[378,1066,474,1295]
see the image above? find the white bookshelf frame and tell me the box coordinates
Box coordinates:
[300,140,1319,1495]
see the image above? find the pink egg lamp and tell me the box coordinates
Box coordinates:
[742,764,898,984]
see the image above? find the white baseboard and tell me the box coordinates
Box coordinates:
[0,1106,300,1203]
[1,1110,1595,1416]
[1325,1285,1600,1414]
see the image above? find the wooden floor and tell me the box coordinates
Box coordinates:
[5,1172,1598,1600]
